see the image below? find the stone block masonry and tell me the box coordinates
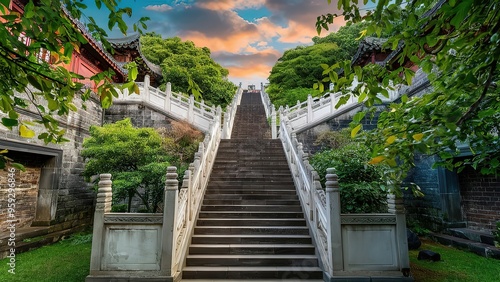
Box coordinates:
[459,165,500,231]
[0,94,103,239]
[104,103,175,129]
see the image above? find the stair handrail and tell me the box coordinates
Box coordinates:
[170,105,223,276]
[278,111,332,273]
[114,75,217,132]
[280,78,400,133]
[260,84,277,139]
[221,86,243,139]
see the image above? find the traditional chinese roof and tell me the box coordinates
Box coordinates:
[60,5,128,81]
[107,34,163,80]
[351,37,389,66]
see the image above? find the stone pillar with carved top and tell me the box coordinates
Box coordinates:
[387,193,411,274]
[89,174,113,274]
[271,105,277,139]
[161,167,178,276]
[326,168,343,274]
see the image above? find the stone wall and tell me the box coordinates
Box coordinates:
[0,93,103,231]
[104,102,176,129]
[296,106,379,155]
[459,165,500,231]
[403,154,464,231]
[0,158,40,231]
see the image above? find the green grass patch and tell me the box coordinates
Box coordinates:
[0,233,92,282]
[410,238,500,282]
[1,234,499,281]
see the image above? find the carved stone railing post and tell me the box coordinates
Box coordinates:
[143,75,150,102]
[182,169,192,221]
[89,174,113,273]
[387,193,410,272]
[188,96,195,123]
[161,167,178,276]
[307,95,313,122]
[164,82,172,110]
[326,168,343,274]
[271,105,277,139]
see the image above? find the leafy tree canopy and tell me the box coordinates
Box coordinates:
[316,0,500,194]
[82,118,202,212]
[0,0,148,168]
[140,33,237,107]
[267,23,365,108]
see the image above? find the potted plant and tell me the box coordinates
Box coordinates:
[493,221,500,248]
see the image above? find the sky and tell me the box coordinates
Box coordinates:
[81,0,347,88]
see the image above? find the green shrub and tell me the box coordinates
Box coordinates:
[311,141,389,213]
[406,218,431,236]
[340,182,387,213]
[310,143,383,184]
[314,128,351,151]
[111,204,128,212]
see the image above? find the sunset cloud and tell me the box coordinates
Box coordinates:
[196,0,265,11]
[107,0,348,86]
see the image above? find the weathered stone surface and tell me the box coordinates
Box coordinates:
[406,229,421,250]
[104,103,175,129]
[0,95,101,236]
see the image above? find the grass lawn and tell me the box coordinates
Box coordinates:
[1,234,499,281]
[0,233,91,282]
[410,238,500,282]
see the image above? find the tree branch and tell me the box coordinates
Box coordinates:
[457,59,497,126]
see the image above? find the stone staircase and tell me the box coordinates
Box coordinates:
[181,92,323,281]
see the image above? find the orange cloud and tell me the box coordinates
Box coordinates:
[196,0,265,11]
[182,30,260,53]
[227,63,271,86]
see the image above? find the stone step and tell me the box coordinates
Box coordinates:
[198,211,304,219]
[204,189,296,195]
[212,164,289,169]
[429,233,500,259]
[185,254,318,267]
[196,218,306,227]
[181,266,323,280]
[200,205,302,212]
[188,244,316,255]
[194,226,309,235]
[202,199,300,206]
[207,182,294,188]
[214,158,288,163]
[191,234,312,245]
[208,176,292,181]
[203,194,298,200]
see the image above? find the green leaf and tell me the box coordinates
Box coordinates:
[354,66,362,81]
[27,75,44,91]
[11,162,26,172]
[352,111,366,123]
[129,65,138,81]
[351,124,362,138]
[0,0,9,13]
[8,110,19,120]
[2,118,18,128]
[450,0,473,28]
[48,99,58,111]
[24,0,35,18]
